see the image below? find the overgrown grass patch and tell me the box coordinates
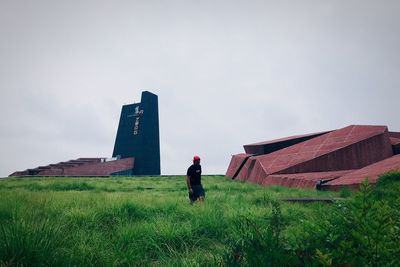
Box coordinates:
[1,173,399,266]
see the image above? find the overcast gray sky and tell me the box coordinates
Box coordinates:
[1,0,399,177]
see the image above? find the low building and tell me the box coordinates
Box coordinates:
[226,125,400,190]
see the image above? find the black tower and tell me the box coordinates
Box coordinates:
[112,91,161,175]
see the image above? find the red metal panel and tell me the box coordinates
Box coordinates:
[247,160,268,184]
[390,137,400,154]
[227,125,400,190]
[244,131,330,147]
[262,170,353,188]
[277,132,393,174]
[390,137,400,145]
[389,132,400,139]
[235,157,257,181]
[11,158,134,176]
[243,131,330,154]
[225,153,251,178]
[324,155,400,190]
[255,125,392,175]
[61,158,134,176]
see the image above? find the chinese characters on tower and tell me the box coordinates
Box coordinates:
[128,106,144,135]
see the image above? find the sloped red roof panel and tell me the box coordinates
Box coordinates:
[324,155,400,190]
[390,137,400,146]
[38,158,134,176]
[389,132,400,139]
[10,158,134,176]
[243,131,330,154]
[255,125,392,175]
[225,153,251,178]
[245,131,330,147]
[226,124,398,190]
[262,170,354,188]
[278,133,393,174]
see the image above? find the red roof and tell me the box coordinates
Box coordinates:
[256,125,391,175]
[226,124,398,190]
[325,155,400,190]
[390,137,400,146]
[263,170,354,188]
[244,131,330,146]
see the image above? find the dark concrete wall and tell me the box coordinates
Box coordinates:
[112,91,161,175]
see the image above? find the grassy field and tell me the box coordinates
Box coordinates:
[0,174,399,266]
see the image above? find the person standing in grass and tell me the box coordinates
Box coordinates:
[186,155,205,204]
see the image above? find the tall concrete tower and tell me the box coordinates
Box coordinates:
[112,91,160,175]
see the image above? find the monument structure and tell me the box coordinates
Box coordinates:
[9,91,160,177]
[226,125,400,190]
[112,91,161,175]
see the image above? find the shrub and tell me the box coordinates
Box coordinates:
[373,171,400,201]
[321,180,400,267]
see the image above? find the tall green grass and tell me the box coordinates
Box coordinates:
[0,174,399,266]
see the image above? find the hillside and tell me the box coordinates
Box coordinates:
[1,174,399,266]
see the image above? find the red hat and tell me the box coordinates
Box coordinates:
[193,155,201,161]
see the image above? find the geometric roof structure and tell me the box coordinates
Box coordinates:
[323,155,400,190]
[9,157,134,177]
[226,125,400,190]
[260,170,354,189]
[390,137,400,155]
[243,131,330,155]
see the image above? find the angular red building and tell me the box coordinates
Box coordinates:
[226,125,400,190]
[9,157,134,177]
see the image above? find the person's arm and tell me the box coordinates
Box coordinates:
[186,175,193,193]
